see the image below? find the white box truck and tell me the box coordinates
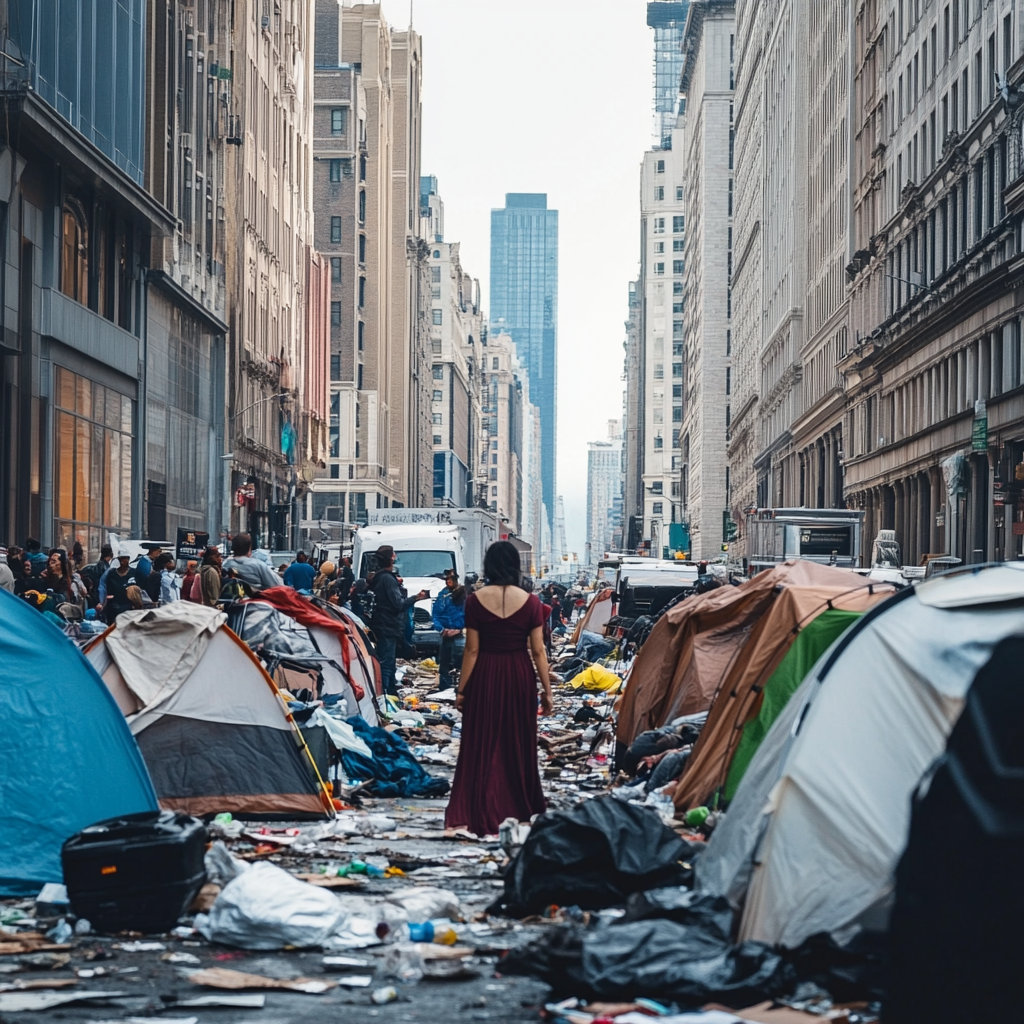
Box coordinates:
[352,508,501,647]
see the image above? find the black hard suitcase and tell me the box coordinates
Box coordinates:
[62,810,207,934]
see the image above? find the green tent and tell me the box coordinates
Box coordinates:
[724,608,862,802]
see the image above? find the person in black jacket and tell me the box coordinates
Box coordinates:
[366,544,428,697]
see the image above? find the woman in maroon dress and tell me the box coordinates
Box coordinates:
[446,541,553,837]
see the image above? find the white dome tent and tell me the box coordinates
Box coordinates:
[698,563,1024,948]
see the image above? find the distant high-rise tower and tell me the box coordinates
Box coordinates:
[489,193,558,542]
[648,1,689,147]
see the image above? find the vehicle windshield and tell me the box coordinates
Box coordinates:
[360,550,456,579]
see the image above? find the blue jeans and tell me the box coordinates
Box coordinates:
[376,636,398,697]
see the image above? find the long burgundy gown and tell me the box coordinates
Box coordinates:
[444,591,547,837]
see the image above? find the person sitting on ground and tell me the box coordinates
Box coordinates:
[222,533,279,593]
[283,550,317,592]
[24,538,47,576]
[432,570,466,691]
[366,545,429,697]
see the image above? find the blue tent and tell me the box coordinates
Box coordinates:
[0,589,157,894]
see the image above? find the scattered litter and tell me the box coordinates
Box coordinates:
[44,919,72,944]
[187,966,337,994]
[384,887,461,923]
[323,955,372,968]
[89,1019,199,1024]
[161,951,202,964]
[0,990,127,1012]
[0,933,70,955]
[174,993,267,1008]
[0,977,78,990]
[335,975,373,987]
[371,985,399,1004]
[115,941,165,952]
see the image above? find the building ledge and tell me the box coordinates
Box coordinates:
[40,288,139,379]
[148,270,229,334]
[2,88,175,236]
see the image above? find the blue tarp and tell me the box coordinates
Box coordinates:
[341,715,449,798]
[0,589,158,894]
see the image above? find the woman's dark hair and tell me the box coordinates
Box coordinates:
[201,546,221,566]
[483,540,523,587]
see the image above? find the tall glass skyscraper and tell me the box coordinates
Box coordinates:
[648,1,689,147]
[489,194,558,539]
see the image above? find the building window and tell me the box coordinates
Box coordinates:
[331,107,346,135]
[673,362,682,377]
[490,357,499,370]
[330,216,341,243]
[358,234,366,263]
[358,321,364,350]
[330,354,341,381]
[357,364,363,389]
[653,217,665,234]
[654,241,665,254]
[673,215,685,232]
[656,159,665,173]
[329,159,342,182]
[491,486,498,496]
[432,389,443,401]
[653,435,663,450]
[673,320,684,336]
[651,481,663,494]
[61,198,89,305]
[432,309,443,325]
[431,266,442,282]
[676,186,683,201]
[330,464,339,478]
[654,186,665,201]
[674,280,683,294]
[53,366,133,555]
[358,190,366,223]
[726,366,731,395]
[673,260,684,275]
[654,363,664,380]
[655,262,664,275]
[331,301,341,326]
[433,434,442,445]
[432,364,444,379]
[432,413,443,424]
[673,239,684,252]
[652,502,663,515]
[359,155,367,181]
[490,468,497,480]
[673,406,682,422]
[358,277,366,307]
[330,257,341,282]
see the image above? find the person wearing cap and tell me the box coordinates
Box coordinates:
[313,559,336,597]
[431,570,466,691]
[366,544,429,697]
[136,543,163,582]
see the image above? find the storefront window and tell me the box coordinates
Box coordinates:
[53,366,133,562]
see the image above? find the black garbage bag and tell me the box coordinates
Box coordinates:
[885,635,1024,1023]
[504,918,791,1006]
[583,920,790,1004]
[621,888,734,941]
[783,931,887,1004]
[491,797,697,916]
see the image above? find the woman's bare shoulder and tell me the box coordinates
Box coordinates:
[474,584,531,618]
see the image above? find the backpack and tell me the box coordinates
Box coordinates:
[185,573,203,603]
[219,576,253,602]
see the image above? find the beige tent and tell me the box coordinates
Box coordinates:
[571,587,615,644]
[617,561,883,749]
[86,604,333,818]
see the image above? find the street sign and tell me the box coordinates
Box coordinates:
[176,528,209,561]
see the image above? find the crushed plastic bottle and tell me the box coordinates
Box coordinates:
[213,812,233,826]
[685,805,710,827]
[46,918,72,944]
[371,985,399,1004]
[383,942,424,983]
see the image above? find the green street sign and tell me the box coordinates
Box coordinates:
[971,416,988,451]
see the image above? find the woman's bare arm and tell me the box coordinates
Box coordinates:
[529,625,554,715]
[455,628,480,711]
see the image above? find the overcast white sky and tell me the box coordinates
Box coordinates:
[379,0,653,558]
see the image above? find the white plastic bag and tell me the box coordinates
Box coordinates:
[196,862,353,949]
[384,887,461,924]
[203,841,250,887]
[310,708,373,757]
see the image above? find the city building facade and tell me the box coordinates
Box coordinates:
[0,0,175,558]
[489,193,558,542]
[638,136,687,557]
[308,2,426,539]
[678,0,735,559]
[426,228,484,509]
[622,281,644,549]
[843,0,1024,566]
[222,0,316,550]
[586,421,624,565]
[482,331,525,537]
[648,1,691,147]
